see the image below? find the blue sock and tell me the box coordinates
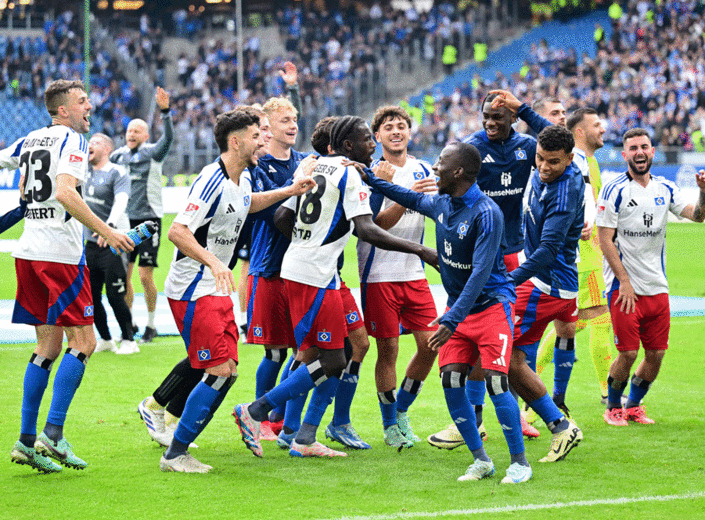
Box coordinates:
[529,393,565,431]
[525,347,537,373]
[255,349,285,399]
[271,354,295,420]
[443,384,482,451]
[466,379,486,407]
[553,338,575,400]
[333,360,360,426]
[626,375,651,408]
[378,389,397,428]
[397,377,423,413]
[488,388,525,455]
[607,375,628,409]
[46,349,87,433]
[263,364,317,412]
[303,376,340,428]
[20,355,53,444]
[282,391,307,434]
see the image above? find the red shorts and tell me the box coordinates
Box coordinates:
[608,291,670,352]
[503,251,523,273]
[513,281,578,347]
[13,258,94,327]
[361,279,438,339]
[246,274,295,348]
[285,280,347,351]
[340,281,366,333]
[168,295,239,369]
[439,302,514,374]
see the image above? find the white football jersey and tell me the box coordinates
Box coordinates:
[165,159,251,301]
[280,155,372,289]
[0,126,89,264]
[596,173,689,296]
[357,157,434,283]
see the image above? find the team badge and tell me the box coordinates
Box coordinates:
[244,195,250,206]
[371,322,376,332]
[414,171,424,180]
[84,305,94,317]
[254,326,263,337]
[515,150,527,161]
[346,312,359,324]
[257,179,264,191]
[317,331,331,342]
[654,196,665,206]
[197,348,211,361]
[457,221,469,239]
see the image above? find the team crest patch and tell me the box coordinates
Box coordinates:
[69,154,83,163]
[654,196,665,206]
[317,331,331,342]
[197,348,211,361]
[371,322,376,332]
[346,312,360,324]
[257,180,264,190]
[414,171,424,180]
[514,150,527,161]
[254,326,263,338]
[244,195,250,206]
[84,305,94,317]
[457,221,469,239]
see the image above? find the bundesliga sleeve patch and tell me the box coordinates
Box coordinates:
[69,154,83,163]
[597,205,605,213]
[359,191,368,202]
[185,203,200,212]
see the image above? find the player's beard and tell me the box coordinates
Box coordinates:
[627,155,652,177]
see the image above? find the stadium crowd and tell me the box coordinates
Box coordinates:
[408,0,705,152]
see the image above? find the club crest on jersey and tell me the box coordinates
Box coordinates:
[197,348,211,361]
[254,326,263,338]
[185,203,200,212]
[257,179,264,191]
[414,171,424,180]
[444,239,452,257]
[371,322,376,332]
[515,149,527,161]
[317,331,331,343]
[500,171,512,187]
[654,196,665,206]
[69,154,83,163]
[84,305,94,317]
[243,195,250,206]
[457,221,469,239]
[346,312,360,324]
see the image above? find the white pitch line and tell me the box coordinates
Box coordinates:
[329,492,705,520]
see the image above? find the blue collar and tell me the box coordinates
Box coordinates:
[459,183,482,206]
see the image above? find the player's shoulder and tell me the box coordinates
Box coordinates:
[292,149,310,162]
[406,157,434,177]
[107,162,128,178]
[192,160,228,200]
[601,172,630,199]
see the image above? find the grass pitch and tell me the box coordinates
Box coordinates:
[0,221,704,519]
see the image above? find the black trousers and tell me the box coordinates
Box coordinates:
[86,241,134,341]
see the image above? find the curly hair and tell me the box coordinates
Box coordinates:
[310,116,338,156]
[214,107,261,153]
[370,105,412,134]
[537,124,575,154]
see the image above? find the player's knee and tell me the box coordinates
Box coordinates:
[440,365,468,388]
[319,348,347,378]
[618,349,638,364]
[484,370,509,396]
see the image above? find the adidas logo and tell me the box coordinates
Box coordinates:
[269,165,277,173]
[492,357,506,367]
[225,204,237,214]
[454,417,468,424]
[558,362,573,368]
[627,199,638,207]
[482,155,495,163]
[500,423,513,431]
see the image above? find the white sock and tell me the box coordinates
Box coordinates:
[239,311,247,325]
[148,311,155,328]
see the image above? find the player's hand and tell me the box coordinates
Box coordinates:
[696,169,705,191]
[288,175,315,196]
[615,279,637,314]
[427,319,453,351]
[95,233,108,248]
[104,229,135,255]
[489,90,521,113]
[373,161,395,182]
[411,177,438,193]
[19,174,26,201]
[279,61,298,87]
[294,155,317,178]
[418,245,439,271]
[156,86,170,110]
[341,159,368,180]
[581,221,593,241]
[209,258,235,294]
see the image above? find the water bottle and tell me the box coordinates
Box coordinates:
[110,221,158,255]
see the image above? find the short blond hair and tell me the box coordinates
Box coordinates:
[262,97,298,118]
